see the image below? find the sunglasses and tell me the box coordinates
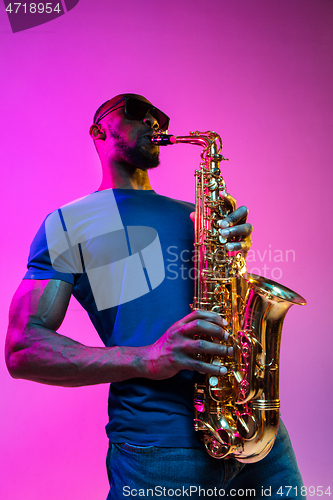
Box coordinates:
[94,96,170,132]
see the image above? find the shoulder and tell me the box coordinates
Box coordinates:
[153,193,195,212]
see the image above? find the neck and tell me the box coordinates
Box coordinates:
[98,159,153,191]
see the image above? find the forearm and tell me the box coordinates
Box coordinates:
[6,324,147,387]
[6,278,233,387]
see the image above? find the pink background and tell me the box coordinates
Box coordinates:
[1,0,332,497]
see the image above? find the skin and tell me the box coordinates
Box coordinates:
[90,93,160,191]
[5,94,253,387]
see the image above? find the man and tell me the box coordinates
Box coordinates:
[5,94,303,499]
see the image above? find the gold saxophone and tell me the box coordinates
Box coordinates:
[152,131,306,463]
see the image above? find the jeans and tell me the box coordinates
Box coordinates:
[106,420,304,499]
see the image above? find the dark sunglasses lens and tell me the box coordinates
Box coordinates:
[125,99,149,120]
[151,109,169,131]
[125,98,169,131]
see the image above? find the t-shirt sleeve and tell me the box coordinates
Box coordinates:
[23,211,82,285]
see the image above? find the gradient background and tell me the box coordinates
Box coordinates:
[1,0,332,498]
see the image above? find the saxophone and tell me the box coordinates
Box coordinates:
[152,131,306,463]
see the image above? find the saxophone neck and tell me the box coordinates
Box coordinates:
[151,131,226,153]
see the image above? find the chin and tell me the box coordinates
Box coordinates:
[131,149,160,170]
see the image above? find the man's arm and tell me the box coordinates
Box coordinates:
[5,279,231,387]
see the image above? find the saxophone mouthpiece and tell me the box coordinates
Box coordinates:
[151,134,177,146]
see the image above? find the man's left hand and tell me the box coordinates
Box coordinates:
[190,197,253,257]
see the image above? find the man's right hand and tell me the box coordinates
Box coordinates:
[142,310,233,380]
[6,279,232,386]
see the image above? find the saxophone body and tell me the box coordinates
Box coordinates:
[152,131,306,463]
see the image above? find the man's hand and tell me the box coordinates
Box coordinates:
[190,195,253,257]
[6,281,232,386]
[218,204,253,256]
[142,310,233,380]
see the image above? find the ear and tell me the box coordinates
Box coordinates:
[89,124,106,141]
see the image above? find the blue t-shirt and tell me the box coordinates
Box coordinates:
[24,189,203,447]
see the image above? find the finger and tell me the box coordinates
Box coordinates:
[180,309,228,328]
[226,239,252,252]
[219,222,253,242]
[191,338,233,358]
[189,358,232,376]
[180,318,229,341]
[218,206,249,228]
[189,212,195,222]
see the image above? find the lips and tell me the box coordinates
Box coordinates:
[141,134,156,145]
